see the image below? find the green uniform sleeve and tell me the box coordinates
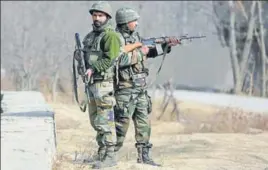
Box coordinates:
[91,31,121,72]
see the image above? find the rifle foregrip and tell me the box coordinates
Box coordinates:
[141,39,156,46]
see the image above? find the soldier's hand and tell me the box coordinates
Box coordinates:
[85,68,93,78]
[140,46,149,55]
[168,37,181,46]
[135,42,143,48]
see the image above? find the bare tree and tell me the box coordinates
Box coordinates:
[228,0,241,93]
[257,1,267,97]
[239,1,257,91]
[213,1,268,97]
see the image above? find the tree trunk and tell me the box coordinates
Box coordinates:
[229,0,241,93]
[253,55,262,96]
[236,1,261,48]
[257,1,267,97]
[239,1,257,91]
[248,57,255,96]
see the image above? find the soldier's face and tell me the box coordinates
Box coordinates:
[127,20,138,31]
[92,11,107,27]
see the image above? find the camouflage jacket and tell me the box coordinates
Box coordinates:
[115,28,170,89]
[82,20,121,80]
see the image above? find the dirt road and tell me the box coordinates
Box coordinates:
[52,103,268,170]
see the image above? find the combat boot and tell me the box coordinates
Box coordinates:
[114,142,123,152]
[90,147,106,162]
[92,146,117,169]
[136,143,161,167]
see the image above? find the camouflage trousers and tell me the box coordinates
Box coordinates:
[87,81,117,148]
[114,88,152,151]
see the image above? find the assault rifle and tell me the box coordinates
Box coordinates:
[124,34,206,88]
[123,35,206,110]
[72,33,88,112]
[123,35,206,53]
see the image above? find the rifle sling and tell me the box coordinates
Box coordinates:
[72,55,87,112]
[147,44,169,88]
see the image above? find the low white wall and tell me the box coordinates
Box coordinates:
[1,91,56,170]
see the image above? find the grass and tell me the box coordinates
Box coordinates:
[150,98,268,133]
[50,97,268,170]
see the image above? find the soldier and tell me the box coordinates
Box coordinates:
[113,7,180,166]
[75,1,121,169]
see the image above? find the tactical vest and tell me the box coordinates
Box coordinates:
[83,30,114,81]
[117,31,149,89]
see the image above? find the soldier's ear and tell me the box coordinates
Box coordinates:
[106,14,111,20]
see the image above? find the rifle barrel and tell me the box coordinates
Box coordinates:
[75,33,82,48]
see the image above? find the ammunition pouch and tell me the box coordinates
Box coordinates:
[116,71,148,89]
[132,72,147,87]
[118,68,131,82]
[92,66,114,83]
[92,73,104,82]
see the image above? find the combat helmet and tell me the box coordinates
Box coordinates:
[116,7,140,24]
[89,1,112,18]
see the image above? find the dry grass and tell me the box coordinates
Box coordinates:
[51,104,96,170]
[50,98,268,170]
[150,99,268,134]
[182,108,268,134]
[151,99,221,121]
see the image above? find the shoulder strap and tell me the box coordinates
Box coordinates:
[96,31,107,51]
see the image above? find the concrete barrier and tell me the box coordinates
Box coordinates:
[1,91,56,170]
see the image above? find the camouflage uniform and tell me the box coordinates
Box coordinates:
[114,7,171,166]
[78,1,121,169]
